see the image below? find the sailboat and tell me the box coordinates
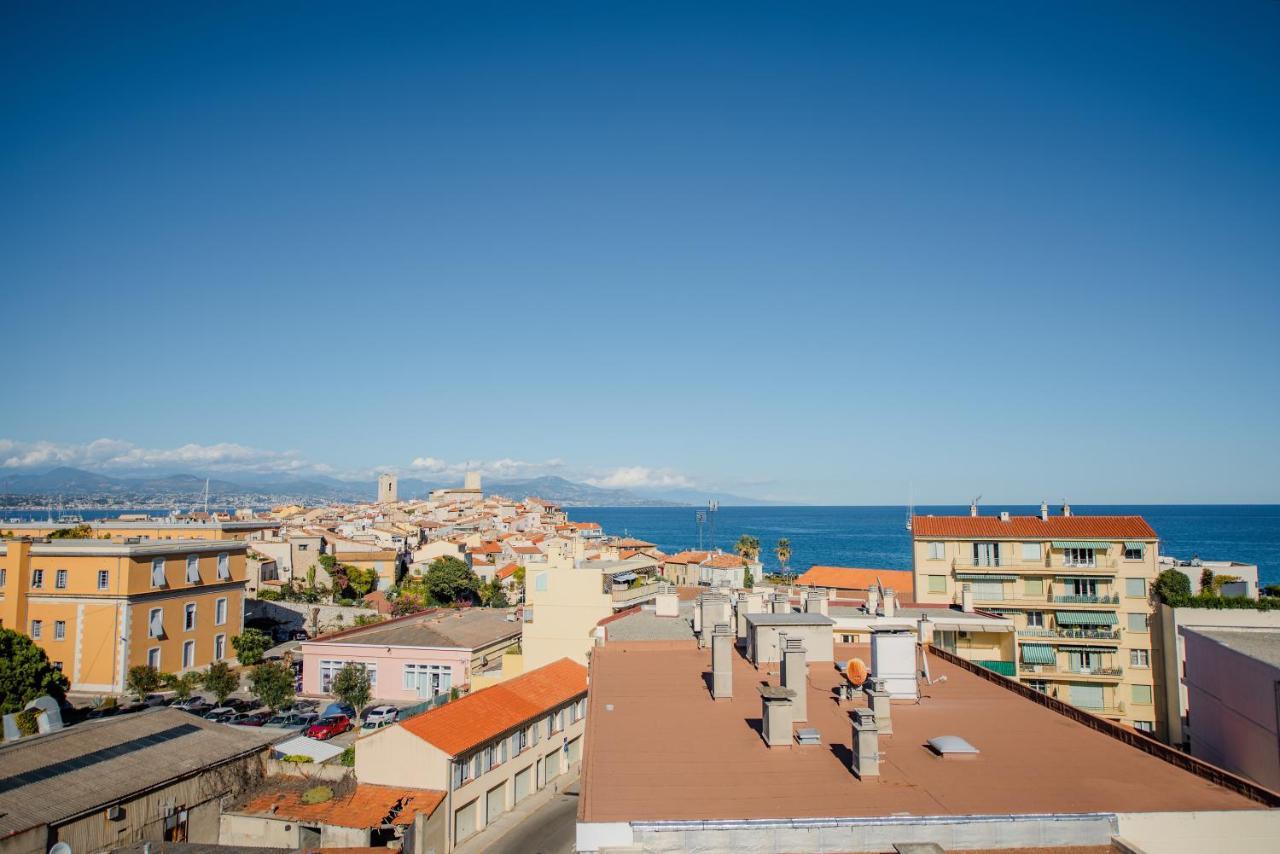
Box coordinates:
[905,484,914,532]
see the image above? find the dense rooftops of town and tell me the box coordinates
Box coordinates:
[0,537,247,555]
[306,606,520,649]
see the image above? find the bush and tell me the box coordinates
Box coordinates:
[232,628,272,666]
[1162,593,1280,612]
[340,745,355,766]
[14,708,41,736]
[281,754,314,764]
[301,786,333,805]
[255,588,281,602]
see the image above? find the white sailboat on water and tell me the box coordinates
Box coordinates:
[905,483,914,532]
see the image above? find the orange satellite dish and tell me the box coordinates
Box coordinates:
[846,658,868,687]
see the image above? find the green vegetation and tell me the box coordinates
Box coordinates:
[250,662,296,712]
[1264,584,1280,598]
[232,627,273,665]
[774,538,791,576]
[1155,568,1279,611]
[202,661,240,704]
[339,745,355,766]
[353,613,384,626]
[126,664,163,702]
[421,555,481,603]
[255,587,282,601]
[301,785,333,805]
[1152,569,1192,603]
[0,629,69,714]
[331,663,372,714]
[282,754,314,763]
[48,524,93,539]
[162,670,203,701]
[478,579,510,608]
[735,535,761,562]
[14,708,41,736]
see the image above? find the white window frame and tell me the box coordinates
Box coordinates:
[186,555,201,584]
[1064,548,1096,568]
[1124,546,1145,561]
[31,619,42,638]
[182,639,195,669]
[97,569,110,590]
[55,569,68,589]
[184,602,197,632]
[214,633,226,661]
[1134,720,1155,734]
[217,552,231,580]
[31,569,44,589]
[1026,611,1045,628]
[148,647,161,669]
[148,607,164,638]
[927,542,945,560]
[1130,648,1150,668]
[54,620,66,641]
[215,597,228,626]
[152,558,166,588]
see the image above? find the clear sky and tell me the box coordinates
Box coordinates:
[3,2,1278,504]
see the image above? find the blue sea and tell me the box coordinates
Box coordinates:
[565,505,1280,587]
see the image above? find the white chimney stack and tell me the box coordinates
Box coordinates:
[1062,501,1072,518]
[881,588,897,618]
[1040,501,1049,522]
[866,586,880,614]
[961,583,974,613]
[970,500,979,517]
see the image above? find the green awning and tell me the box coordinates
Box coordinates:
[956,573,1017,581]
[1123,541,1147,551]
[1055,610,1118,626]
[1051,540,1112,550]
[1059,644,1119,652]
[1021,644,1056,665]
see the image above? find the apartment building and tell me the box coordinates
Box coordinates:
[911,504,1163,734]
[0,537,248,692]
[357,658,588,852]
[0,517,278,542]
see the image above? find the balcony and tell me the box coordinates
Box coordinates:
[1018,663,1124,681]
[1017,627,1123,642]
[610,581,661,608]
[1050,594,1119,605]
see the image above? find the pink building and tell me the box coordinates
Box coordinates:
[298,608,521,704]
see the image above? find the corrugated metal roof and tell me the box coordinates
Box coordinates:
[912,515,1156,540]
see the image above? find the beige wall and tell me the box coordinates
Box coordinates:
[523,565,611,668]
[749,623,834,664]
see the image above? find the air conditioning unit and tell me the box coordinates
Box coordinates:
[106,805,124,821]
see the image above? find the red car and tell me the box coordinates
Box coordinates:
[305,714,353,740]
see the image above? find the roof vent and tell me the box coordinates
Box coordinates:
[927,735,979,757]
[999,511,1010,523]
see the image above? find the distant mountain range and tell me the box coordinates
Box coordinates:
[0,467,779,508]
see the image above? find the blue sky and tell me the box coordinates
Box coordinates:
[2,2,1278,504]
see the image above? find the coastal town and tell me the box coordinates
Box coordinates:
[1,474,1277,853]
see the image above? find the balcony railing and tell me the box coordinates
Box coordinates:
[610,582,661,606]
[1017,627,1122,641]
[1018,664,1124,679]
[1050,594,1119,605]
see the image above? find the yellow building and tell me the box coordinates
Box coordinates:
[0,537,248,694]
[911,505,1164,736]
[0,517,278,542]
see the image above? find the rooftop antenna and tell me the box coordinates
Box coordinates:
[707,500,719,551]
[905,482,914,532]
[694,509,706,550]
[203,478,211,515]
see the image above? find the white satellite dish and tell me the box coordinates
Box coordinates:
[49,843,73,854]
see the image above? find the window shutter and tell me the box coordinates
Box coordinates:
[186,556,200,583]
[500,738,509,763]
[532,723,540,745]
[218,553,230,580]
[451,763,463,789]
[150,609,164,637]
[152,560,166,587]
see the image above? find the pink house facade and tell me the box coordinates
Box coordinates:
[298,608,521,704]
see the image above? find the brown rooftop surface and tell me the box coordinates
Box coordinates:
[235,778,443,828]
[305,607,519,649]
[579,641,1260,823]
[911,514,1156,539]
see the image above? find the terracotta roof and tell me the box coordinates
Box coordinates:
[511,545,542,555]
[912,515,1157,539]
[470,542,502,554]
[399,658,588,756]
[665,550,710,564]
[496,562,519,580]
[237,780,443,828]
[703,553,746,568]
[610,537,657,548]
[796,566,915,592]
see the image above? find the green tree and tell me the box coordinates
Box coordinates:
[126,664,163,702]
[202,661,240,704]
[0,628,69,714]
[743,567,754,589]
[1199,567,1215,594]
[735,535,761,562]
[331,663,372,714]
[162,670,203,701]
[250,662,296,712]
[1152,569,1193,605]
[232,627,272,665]
[774,538,792,576]
[422,555,480,604]
[343,565,378,598]
[49,524,93,539]
[513,565,526,588]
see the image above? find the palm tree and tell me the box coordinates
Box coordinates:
[734,535,760,562]
[775,538,792,579]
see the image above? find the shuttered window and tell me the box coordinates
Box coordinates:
[186,555,200,583]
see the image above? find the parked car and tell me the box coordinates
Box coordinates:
[283,699,320,714]
[140,694,168,707]
[224,711,270,727]
[321,702,356,719]
[223,698,255,711]
[265,711,319,731]
[203,706,238,722]
[171,697,212,713]
[305,714,353,740]
[288,629,310,641]
[361,705,399,729]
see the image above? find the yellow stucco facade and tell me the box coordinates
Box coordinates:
[1,538,248,693]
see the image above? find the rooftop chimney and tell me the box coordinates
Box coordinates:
[970,498,980,517]
[880,588,897,618]
[999,511,1010,523]
[960,582,974,613]
[758,685,796,748]
[851,707,880,779]
[1040,501,1049,522]
[711,624,733,700]
[780,637,808,722]
[917,615,935,646]
[804,589,829,617]
[654,585,679,618]
[866,586,880,614]
[1062,501,1072,518]
[864,675,893,735]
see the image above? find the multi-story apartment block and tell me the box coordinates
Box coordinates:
[0,517,278,542]
[911,504,1163,735]
[0,537,248,693]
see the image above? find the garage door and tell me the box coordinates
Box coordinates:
[454,800,477,842]
[1070,682,1104,710]
[485,782,506,826]
[514,765,532,803]
[566,736,582,765]
[545,748,561,781]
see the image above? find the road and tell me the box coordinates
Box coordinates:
[483,785,578,854]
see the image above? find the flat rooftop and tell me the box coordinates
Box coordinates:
[304,607,520,650]
[579,640,1263,823]
[0,538,247,556]
[602,603,697,642]
[1183,626,1280,669]
[745,612,836,627]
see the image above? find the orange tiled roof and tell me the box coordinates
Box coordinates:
[911,515,1157,539]
[238,781,444,829]
[470,542,502,554]
[703,553,746,568]
[496,562,519,580]
[796,566,915,592]
[665,550,710,564]
[610,537,657,548]
[399,659,587,756]
[511,545,542,555]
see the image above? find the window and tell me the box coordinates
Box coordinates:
[298,543,309,551]
[515,727,529,754]
[1130,648,1150,668]
[214,634,226,661]
[320,660,377,693]
[31,569,44,589]
[1125,578,1147,598]
[1026,611,1045,628]
[55,569,68,589]
[1124,545,1145,561]
[215,598,228,626]
[148,607,164,638]
[184,603,197,631]
[1020,543,1041,561]
[186,555,200,583]
[52,661,63,671]
[217,553,230,580]
[54,620,66,640]
[927,575,946,593]
[182,640,195,669]
[98,569,110,590]
[1064,548,1095,567]
[970,579,1004,602]
[31,619,42,638]
[972,542,1000,567]
[152,558,166,588]
[148,647,161,669]
[1026,679,1048,694]
[1134,720,1155,734]
[927,542,945,560]
[0,567,5,587]
[1131,684,1153,705]
[1065,578,1098,597]
[403,663,452,696]
[1023,578,1044,596]
[534,572,548,592]
[1126,613,1149,632]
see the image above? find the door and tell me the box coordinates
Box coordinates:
[973,542,999,567]
[566,736,582,765]
[454,800,477,842]
[545,748,561,781]
[514,766,532,803]
[1069,682,1104,709]
[299,826,321,848]
[485,782,506,826]
[1068,578,1098,597]
[1068,651,1101,674]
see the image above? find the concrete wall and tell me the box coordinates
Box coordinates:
[298,640,472,701]
[523,565,611,668]
[750,623,834,664]
[1115,809,1280,854]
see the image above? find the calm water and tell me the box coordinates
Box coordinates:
[566,505,1280,586]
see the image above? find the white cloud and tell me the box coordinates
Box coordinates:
[407,456,565,481]
[0,438,326,476]
[585,466,694,490]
